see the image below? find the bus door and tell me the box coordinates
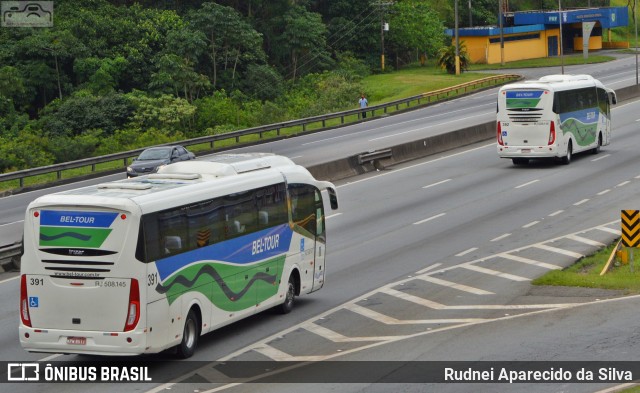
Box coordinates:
[290,184,325,292]
[312,188,326,292]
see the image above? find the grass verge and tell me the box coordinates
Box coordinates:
[532,239,640,295]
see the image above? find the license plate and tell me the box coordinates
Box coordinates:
[521,149,531,153]
[67,337,86,345]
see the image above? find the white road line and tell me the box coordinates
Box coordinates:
[415,263,442,275]
[422,179,452,189]
[596,226,621,235]
[515,179,540,189]
[593,383,639,393]
[413,213,446,225]
[383,288,444,309]
[549,210,564,217]
[534,244,584,259]
[253,345,323,361]
[325,213,342,219]
[498,253,561,270]
[591,154,610,162]
[303,322,397,342]
[565,234,605,247]
[456,247,478,257]
[416,275,494,295]
[40,354,63,362]
[523,221,539,228]
[461,264,530,282]
[0,275,19,284]
[491,233,511,242]
[573,199,590,206]
[597,189,611,196]
[346,304,486,325]
[617,181,631,187]
[0,220,23,227]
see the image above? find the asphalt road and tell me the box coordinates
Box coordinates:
[2,52,640,393]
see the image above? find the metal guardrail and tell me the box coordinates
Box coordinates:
[357,149,393,165]
[0,74,520,191]
[0,241,21,271]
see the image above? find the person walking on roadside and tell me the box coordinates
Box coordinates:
[359,94,368,119]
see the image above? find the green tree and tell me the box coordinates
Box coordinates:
[388,0,446,64]
[273,5,332,81]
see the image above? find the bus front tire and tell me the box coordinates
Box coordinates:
[176,309,199,359]
[279,276,296,314]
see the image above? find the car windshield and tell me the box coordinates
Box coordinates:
[138,149,171,160]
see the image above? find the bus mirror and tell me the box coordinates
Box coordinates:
[327,188,338,210]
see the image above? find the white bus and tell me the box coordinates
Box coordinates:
[19,153,338,358]
[497,74,616,165]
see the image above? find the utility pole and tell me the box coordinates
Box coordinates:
[559,0,564,74]
[499,0,504,66]
[455,0,460,75]
[468,0,472,27]
[374,2,393,71]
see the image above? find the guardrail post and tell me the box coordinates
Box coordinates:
[20,178,24,188]
[210,141,214,149]
[322,120,326,128]
[341,116,344,124]
[236,135,240,143]
[277,128,281,136]
[57,170,62,180]
[92,164,96,172]
[303,124,307,132]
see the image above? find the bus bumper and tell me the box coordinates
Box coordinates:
[497,145,560,159]
[19,326,148,356]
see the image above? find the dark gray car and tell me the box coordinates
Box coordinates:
[127,145,196,177]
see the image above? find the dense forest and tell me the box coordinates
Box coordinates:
[0,0,619,172]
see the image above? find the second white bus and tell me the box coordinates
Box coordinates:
[497,74,616,165]
[19,153,338,358]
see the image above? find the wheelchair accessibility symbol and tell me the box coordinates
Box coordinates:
[29,297,38,308]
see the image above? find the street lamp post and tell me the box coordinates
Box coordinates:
[635,0,638,85]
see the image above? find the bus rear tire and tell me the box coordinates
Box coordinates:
[176,309,199,359]
[561,142,572,165]
[279,276,296,314]
[591,134,602,154]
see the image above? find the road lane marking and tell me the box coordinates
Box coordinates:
[422,179,452,189]
[415,263,442,275]
[304,322,398,342]
[549,210,564,217]
[591,154,610,162]
[565,234,605,247]
[523,221,539,228]
[456,247,478,257]
[515,179,539,189]
[0,220,23,227]
[573,199,589,206]
[596,226,621,235]
[346,304,487,325]
[617,181,631,187]
[254,344,323,361]
[498,253,561,270]
[416,275,494,295]
[413,213,446,225]
[534,244,584,259]
[462,264,530,281]
[597,189,611,195]
[491,233,511,242]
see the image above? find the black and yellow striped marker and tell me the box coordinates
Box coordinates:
[621,210,640,247]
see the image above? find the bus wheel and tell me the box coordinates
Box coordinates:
[591,134,602,154]
[176,309,199,359]
[512,158,529,165]
[561,142,572,165]
[279,276,296,314]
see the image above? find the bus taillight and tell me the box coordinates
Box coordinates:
[548,121,556,145]
[20,275,32,327]
[497,122,504,145]
[124,279,140,332]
